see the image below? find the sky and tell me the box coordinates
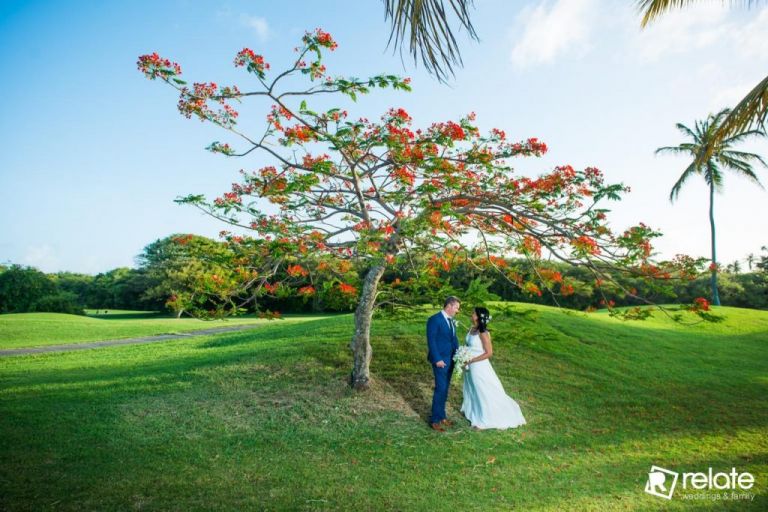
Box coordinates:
[1,0,767,275]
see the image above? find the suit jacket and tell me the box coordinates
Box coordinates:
[426,312,459,365]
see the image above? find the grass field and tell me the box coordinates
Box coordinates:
[0,311,331,349]
[0,303,766,510]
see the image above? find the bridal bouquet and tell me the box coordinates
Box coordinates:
[452,346,473,380]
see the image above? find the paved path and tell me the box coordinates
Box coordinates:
[0,324,265,357]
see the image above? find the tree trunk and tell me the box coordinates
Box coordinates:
[175,308,184,319]
[709,183,721,306]
[350,264,385,390]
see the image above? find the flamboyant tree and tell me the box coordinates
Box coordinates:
[138,29,700,389]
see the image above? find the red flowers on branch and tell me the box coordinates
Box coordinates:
[693,297,710,311]
[286,264,309,277]
[234,48,270,78]
[137,52,182,80]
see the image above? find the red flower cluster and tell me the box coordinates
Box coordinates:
[176,82,239,127]
[214,192,242,206]
[526,138,548,154]
[352,220,372,232]
[283,125,314,142]
[298,285,316,296]
[329,110,348,122]
[234,48,270,78]
[521,236,542,258]
[388,108,412,123]
[443,121,466,141]
[539,269,563,283]
[286,264,309,277]
[173,234,194,245]
[571,235,600,256]
[137,53,181,80]
[693,297,710,311]
[338,283,357,296]
[524,282,543,297]
[302,154,330,170]
[509,138,549,157]
[304,28,338,50]
[308,61,327,80]
[393,166,415,186]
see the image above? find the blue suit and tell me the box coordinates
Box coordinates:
[426,312,459,424]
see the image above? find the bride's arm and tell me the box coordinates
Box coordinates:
[470,332,493,364]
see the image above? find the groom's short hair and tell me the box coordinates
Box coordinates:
[444,296,461,308]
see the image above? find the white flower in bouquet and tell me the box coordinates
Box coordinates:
[452,346,473,380]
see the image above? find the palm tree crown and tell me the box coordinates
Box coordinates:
[656,109,766,202]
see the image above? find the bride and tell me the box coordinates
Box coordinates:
[461,307,527,430]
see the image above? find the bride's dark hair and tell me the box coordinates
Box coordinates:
[475,307,491,333]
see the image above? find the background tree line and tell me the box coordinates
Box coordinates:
[1,234,767,315]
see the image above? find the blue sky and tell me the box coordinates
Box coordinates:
[1,0,767,274]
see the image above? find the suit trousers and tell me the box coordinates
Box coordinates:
[430,360,454,424]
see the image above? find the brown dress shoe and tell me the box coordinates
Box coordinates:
[430,422,446,432]
[441,419,454,427]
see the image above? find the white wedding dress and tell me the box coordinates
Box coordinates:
[461,331,526,430]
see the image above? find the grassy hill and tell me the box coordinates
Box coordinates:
[0,311,331,349]
[0,303,766,510]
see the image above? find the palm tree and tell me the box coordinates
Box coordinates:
[638,1,768,161]
[747,253,755,270]
[383,0,478,82]
[656,108,767,305]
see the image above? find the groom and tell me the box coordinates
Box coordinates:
[426,296,460,431]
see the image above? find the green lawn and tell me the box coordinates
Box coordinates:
[0,312,332,349]
[0,303,766,510]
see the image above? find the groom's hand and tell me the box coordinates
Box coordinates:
[435,360,446,368]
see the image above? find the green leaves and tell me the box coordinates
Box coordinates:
[174,194,206,206]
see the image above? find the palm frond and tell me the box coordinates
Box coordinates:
[718,157,766,187]
[715,73,768,140]
[655,145,694,156]
[384,0,479,82]
[719,149,768,168]
[674,122,699,140]
[720,130,767,149]
[705,162,724,189]
[638,0,706,28]
[638,0,764,28]
[669,161,698,202]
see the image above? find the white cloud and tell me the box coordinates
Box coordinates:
[733,6,768,59]
[21,245,60,272]
[708,81,755,112]
[240,15,270,42]
[510,0,597,68]
[632,3,732,62]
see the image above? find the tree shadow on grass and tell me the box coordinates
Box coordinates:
[2,310,766,445]
[86,312,165,320]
